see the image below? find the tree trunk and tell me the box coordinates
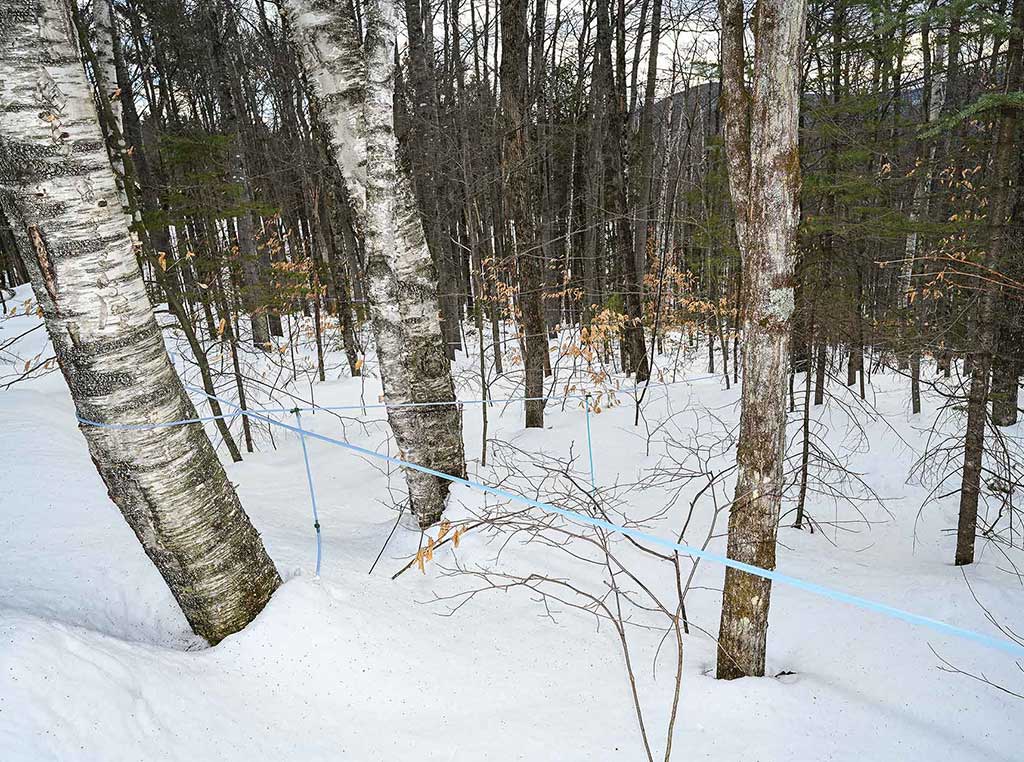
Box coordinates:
[0,0,280,643]
[212,20,271,350]
[955,0,1023,566]
[991,357,1020,427]
[402,0,463,358]
[625,0,662,384]
[794,322,813,529]
[813,341,826,406]
[285,0,466,526]
[501,0,546,427]
[991,313,1021,426]
[900,16,947,416]
[715,0,807,680]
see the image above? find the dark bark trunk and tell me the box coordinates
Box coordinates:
[955,0,1023,566]
[501,0,546,427]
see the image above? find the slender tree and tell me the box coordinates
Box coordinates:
[954,0,1024,566]
[716,0,808,679]
[285,0,466,526]
[500,0,547,427]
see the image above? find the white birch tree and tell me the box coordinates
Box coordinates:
[899,15,948,414]
[89,0,131,213]
[0,0,281,644]
[715,0,808,679]
[284,0,466,527]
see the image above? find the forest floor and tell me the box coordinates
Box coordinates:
[2,283,1023,761]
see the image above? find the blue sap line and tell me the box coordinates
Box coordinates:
[75,411,242,431]
[76,375,722,431]
[294,410,323,576]
[584,393,596,488]
[167,385,1024,660]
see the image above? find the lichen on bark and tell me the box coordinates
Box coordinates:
[715,0,808,680]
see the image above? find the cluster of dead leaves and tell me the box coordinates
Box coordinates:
[415,520,465,574]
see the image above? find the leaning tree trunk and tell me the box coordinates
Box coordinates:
[89,0,131,212]
[0,0,281,644]
[285,0,465,526]
[71,0,245,464]
[715,0,808,680]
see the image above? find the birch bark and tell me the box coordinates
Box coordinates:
[89,0,131,213]
[0,0,281,644]
[285,0,466,525]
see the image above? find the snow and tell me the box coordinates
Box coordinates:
[2,283,1022,760]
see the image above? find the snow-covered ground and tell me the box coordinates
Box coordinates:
[2,283,1022,761]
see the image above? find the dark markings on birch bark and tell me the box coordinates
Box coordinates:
[0,0,281,644]
[285,0,466,526]
[28,225,58,304]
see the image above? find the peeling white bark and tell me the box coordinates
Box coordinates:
[285,0,368,213]
[285,0,465,526]
[90,0,131,215]
[0,0,281,644]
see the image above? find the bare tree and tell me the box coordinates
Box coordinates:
[285,0,466,526]
[500,0,547,428]
[715,0,808,679]
[955,0,1024,566]
[0,0,281,644]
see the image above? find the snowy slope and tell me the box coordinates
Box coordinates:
[2,284,1022,761]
